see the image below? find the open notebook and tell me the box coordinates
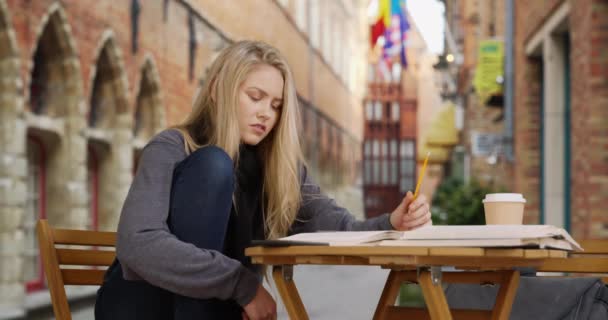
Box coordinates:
[252,225,582,251]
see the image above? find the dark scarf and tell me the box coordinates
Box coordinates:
[223,144,265,271]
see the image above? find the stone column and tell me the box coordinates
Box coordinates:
[0,56,26,313]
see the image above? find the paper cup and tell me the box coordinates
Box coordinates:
[482,193,526,225]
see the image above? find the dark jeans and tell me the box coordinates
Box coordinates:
[95,146,242,319]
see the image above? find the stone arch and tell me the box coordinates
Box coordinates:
[27,3,87,230]
[133,54,166,143]
[86,31,132,231]
[28,2,83,118]
[88,30,129,129]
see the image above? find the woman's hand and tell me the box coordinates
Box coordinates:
[242,284,277,320]
[389,191,432,231]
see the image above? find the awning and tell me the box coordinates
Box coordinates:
[417,141,451,164]
[425,103,459,147]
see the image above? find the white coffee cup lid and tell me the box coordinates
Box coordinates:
[482,193,526,203]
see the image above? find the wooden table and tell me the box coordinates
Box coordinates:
[245,245,568,320]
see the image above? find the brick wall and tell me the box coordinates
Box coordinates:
[514,0,608,237]
[455,0,514,190]
[571,0,608,238]
[0,0,368,314]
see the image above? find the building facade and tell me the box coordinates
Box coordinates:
[0,0,370,316]
[442,0,514,190]
[513,0,608,237]
[362,16,447,218]
[362,81,417,218]
[442,0,608,238]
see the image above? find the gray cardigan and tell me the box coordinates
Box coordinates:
[116,129,393,307]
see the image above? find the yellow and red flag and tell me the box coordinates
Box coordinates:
[370,0,391,46]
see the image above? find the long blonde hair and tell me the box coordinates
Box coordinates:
[174,40,303,239]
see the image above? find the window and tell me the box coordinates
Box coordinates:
[391,159,398,185]
[374,101,383,121]
[310,0,320,48]
[322,6,331,59]
[372,140,380,184]
[364,141,372,183]
[391,63,401,83]
[295,0,307,31]
[399,140,416,193]
[390,140,398,185]
[390,140,398,157]
[391,102,400,122]
[25,137,46,292]
[381,141,388,185]
[131,0,141,53]
[372,140,380,157]
[365,101,374,120]
[400,140,414,157]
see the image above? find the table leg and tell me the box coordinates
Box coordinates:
[372,270,403,320]
[418,270,453,320]
[372,269,520,320]
[272,265,309,320]
[490,270,520,320]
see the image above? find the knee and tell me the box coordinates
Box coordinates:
[182,146,234,189]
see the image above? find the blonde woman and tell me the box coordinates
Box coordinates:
[95,41,431,320]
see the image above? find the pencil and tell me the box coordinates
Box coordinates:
[413,151,430,199]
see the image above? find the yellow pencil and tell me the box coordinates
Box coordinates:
[413,151,430,199]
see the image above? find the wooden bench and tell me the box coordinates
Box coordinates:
[537,239,608,283]
[36,219,116,320]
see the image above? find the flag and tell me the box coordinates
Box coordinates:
[395,0,410,67]
[385,0,409,68]
[370,0,391,46]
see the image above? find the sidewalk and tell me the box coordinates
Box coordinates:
[272,265,389,319]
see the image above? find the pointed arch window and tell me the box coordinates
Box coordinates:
[134,60,165,169]
[131,0,141,54]
[89,39,127,129]
[28,10,76,118]
[188,10,197,82]
[89,46,115,128]
[30,17,65,116]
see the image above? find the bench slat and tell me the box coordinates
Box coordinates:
[538,257,608,273]
[61,269,106,286]
[577,240,608,254]
[57,249,115,266]
[53,229,116,247]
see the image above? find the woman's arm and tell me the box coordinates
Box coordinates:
[290,166,395,234]
[116,136,259,306]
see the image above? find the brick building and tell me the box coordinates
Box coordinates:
[362,16,448,218]
[442,0,514,190]
[442,0,608,238]
[0,0,370,316]
[362,81,418,218]
[513,0,608,238]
